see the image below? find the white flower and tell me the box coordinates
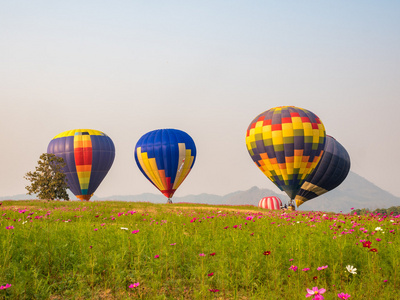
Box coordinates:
[346,265,357,274]
[120,227,128,230]
[390,220,394,222]
[375,227,383,231]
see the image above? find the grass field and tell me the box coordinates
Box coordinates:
[0,200,399,299]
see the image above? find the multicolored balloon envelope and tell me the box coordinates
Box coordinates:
[258,196,282,210]
[134,129,197,202]
[246,106,326,201]
[295,136,351,207]
[47,129,115,201]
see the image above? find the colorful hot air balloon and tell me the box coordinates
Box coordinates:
[134,129,197,203]
[258,196,282,210]
[246,106,326,205]
[295,136,351,207]
[47,129,115,201]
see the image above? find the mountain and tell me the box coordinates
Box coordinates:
[0,194,37,201]
[95,172,400,212]
[2,172,399,213]
[297,171,400,212]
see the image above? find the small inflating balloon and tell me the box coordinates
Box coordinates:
[258,196,282,210]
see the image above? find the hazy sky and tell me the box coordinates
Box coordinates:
[2,1,400,200]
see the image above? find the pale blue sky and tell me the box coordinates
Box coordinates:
[1,1,400,200]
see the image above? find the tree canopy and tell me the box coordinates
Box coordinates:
[352,206,400,216]
[25,153,69,201]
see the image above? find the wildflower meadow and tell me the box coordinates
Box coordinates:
[0,200,399,299]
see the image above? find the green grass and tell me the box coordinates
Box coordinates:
[0,200,399,299]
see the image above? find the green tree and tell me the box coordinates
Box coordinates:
[24,153,70,201]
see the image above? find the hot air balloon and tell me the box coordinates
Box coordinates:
[134,129,197,203]
[295,136,350,207]
[246,106,326,206]
[47,129,115,201]
[258,196,282,210]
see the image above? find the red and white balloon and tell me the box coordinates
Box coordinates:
[258,196,282,210]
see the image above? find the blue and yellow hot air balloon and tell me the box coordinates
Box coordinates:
[246,106,326,206]
[47,129,115,201]
[295,135,351,207]
[134,129,197,203]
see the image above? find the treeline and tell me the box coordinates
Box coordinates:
[352,206,400,216]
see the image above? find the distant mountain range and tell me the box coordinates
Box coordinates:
[2,172,399,213]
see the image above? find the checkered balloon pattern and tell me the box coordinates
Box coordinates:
[246,106,326,200]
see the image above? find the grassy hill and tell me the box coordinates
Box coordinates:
[0,200,398,299]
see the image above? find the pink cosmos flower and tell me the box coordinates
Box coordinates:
[302,268,310,272]
[0,284,11,290]
[209,289,219,292]
[246,216,254,221]
[131,230,139,234]
[208,272,214,276]
[154,255,159,258]
[170,243,176,246]
[94,228,98,231]
[199,253,205,256]
[317,265,328,271]
[306,286,326,298]
[338,293,351,299]
[5,226,14,230]
[129,282,140,288]
[289,265,298,271]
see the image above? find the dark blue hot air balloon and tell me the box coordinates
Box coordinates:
[295,135,350,207]
[47,129,115,201]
